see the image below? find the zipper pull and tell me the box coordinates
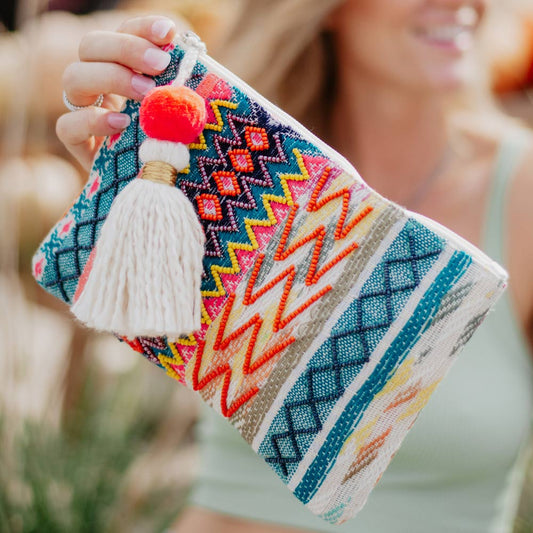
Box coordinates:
[180,31,207,55]
[173,31,207,86]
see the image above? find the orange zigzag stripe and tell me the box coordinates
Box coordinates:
[192,294,296,417]
[244,253,332,332]
[192,163,374,415]
[307,166,374,240]
[275,167,373,286]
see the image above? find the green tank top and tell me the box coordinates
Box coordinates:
[190,130,533,533]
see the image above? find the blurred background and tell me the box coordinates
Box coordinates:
[0,1,532,532]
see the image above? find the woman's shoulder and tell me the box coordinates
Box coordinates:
[496,121,533,343]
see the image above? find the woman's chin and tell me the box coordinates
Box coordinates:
[422,60,476,94]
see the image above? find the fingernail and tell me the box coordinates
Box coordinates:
[152,18,175,39]
[131,74,156,96]
[144,48,171,71]
[107,113,131,129]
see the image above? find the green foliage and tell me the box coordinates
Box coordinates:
[0,361,188,533]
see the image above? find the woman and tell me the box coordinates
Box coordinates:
[58,1,533,531]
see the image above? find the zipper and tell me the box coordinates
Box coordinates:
[177,32,359,177]
[177,33,508,282]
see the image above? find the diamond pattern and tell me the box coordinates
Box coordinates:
[213,170,241,196]
[44,124,142,302]
[245,126,269,151]
[228,148,254,173]
[197,194,223,221]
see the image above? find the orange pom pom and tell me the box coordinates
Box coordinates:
[139,85,207,144]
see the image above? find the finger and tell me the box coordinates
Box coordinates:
[101,93,126,113]
[63,61,155,107]
[79,31,172,77]
[116,16,180,45]
[56,108,131,170]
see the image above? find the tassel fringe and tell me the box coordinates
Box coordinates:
[72,178,205,340]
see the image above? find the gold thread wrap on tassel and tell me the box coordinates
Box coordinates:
[140,160,178,186]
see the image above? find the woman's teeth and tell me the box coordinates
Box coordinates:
[415,6,479,50]
[416,24,475,51]
[424,26,468,42]
[456,6,479,27]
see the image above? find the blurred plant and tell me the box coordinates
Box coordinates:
[0,341,198,533]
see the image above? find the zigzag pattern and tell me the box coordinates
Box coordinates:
[181,96,313,300]
[184,114,287,258]
[192,293,296,417]
[260,223,443,479]
[194,147,311,301]
[190,166,374,417]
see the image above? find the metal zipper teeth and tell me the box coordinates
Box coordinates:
[178,37,508,281]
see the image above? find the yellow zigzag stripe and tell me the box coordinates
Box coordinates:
[178,101,239,174]
[158,343,185,380]
[178,99,242,338]
[200,148,310,301]
[189,99,239,151]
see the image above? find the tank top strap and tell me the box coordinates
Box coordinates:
[481,127,533,374]
[482,128,532,264]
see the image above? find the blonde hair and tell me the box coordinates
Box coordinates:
[213,0,343,129]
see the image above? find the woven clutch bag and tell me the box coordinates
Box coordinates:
[33,33,508,524]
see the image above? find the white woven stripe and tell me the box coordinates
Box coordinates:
[310,265,504,521]
[336,271,503,523]
[286,245,455,491]
[251,217,407,451]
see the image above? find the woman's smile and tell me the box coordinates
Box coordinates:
[412,5,481,54]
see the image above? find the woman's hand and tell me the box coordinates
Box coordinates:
[57,16,178,171]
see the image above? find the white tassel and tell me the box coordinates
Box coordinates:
[72,83,208,340]
[72,177,205,340]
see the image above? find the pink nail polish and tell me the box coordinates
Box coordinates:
[152,19,174,39]
[144,48,171,71]
[107,113,131,129]
[131,74,156,96]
